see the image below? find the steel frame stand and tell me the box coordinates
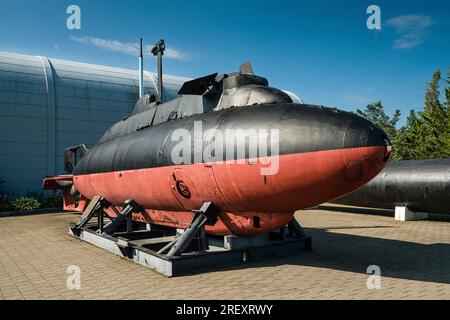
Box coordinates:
[69,196,111,236]
[69,201,312,277]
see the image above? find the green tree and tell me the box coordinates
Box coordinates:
[356,101,401,158]
[419,69,449,158]
[424,70,441,113]
[394,110,420,160]
[357,69,450,160]
[395,69,450,160]
[446,68,450,106]
[443,68,450,156]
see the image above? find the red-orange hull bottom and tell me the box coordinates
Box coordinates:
[69,146,387,236]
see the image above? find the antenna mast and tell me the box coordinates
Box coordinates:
[151,39,165,103]
[138,38,144,98]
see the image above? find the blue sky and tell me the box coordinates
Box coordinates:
[0,0,449,124]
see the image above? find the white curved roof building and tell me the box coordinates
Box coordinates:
[0,51,189,195]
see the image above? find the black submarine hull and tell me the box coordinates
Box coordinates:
[74,103,390,175]
[332,159,450,214]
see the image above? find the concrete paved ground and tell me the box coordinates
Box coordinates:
[0,207,449,300]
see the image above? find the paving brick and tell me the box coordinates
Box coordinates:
[0,210,449,299]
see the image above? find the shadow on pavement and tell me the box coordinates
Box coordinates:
[211,226,450,285]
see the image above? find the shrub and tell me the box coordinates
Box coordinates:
[12,197,41,211]
[0,178,13,212]
[40,192,63,209]
[0,199,13,212]
[0,177,7,199]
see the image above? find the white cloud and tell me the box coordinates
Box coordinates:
[386,14,434,49]
[70,36,192,61]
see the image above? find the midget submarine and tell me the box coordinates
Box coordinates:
[44,61,391,237]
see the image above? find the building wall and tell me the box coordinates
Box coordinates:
[0,51,189,196]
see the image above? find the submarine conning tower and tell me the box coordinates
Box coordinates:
[97,63,294,145]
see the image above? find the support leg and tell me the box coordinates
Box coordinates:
[77,196,110,229]
[160,202,219,257]
[98,209,104,234]
[167,212,208,257]
[70,196,110,236]
[288,218,306,238]
[157,237,178,255]
[197,225,207,252]
[288,218,312,251]
[102,200,139,235]
[127,212,134,233]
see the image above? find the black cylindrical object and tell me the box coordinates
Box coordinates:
[332,159,450,214]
